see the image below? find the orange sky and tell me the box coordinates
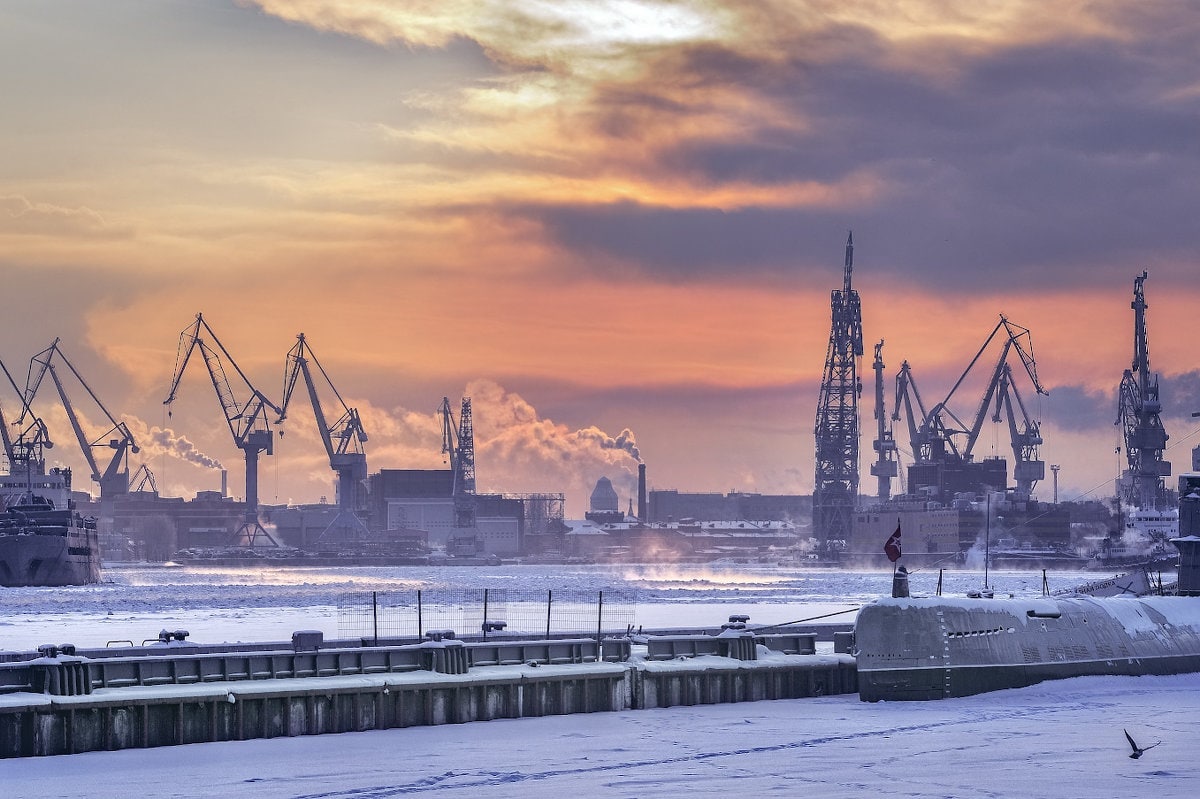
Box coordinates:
[3,1,1200,515]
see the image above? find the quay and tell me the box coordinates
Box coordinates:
[0,625,857,758]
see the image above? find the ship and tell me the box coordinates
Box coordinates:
[0,466,101,587]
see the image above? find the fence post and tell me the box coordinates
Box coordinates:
[483,588,490,640]
[417,589,423,639]
[546,589,553,638]
[597,590,604,646]
[372,591,379,646]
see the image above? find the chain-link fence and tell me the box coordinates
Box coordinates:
[338,588,638,641]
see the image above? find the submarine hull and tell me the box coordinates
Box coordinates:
[854,596,1200,701]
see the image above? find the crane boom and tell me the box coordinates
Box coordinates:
[22,339,140,499]
[164,314,281,546]
[278,333,369,524]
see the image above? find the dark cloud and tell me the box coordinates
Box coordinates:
[514,8,1200,291]
[1040,384,1116,432]
[1162,371,1200,419]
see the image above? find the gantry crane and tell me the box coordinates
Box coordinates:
[164,314,282,546]
[440,396,477,528]
[278,333,371,543]
[813,232,863,546]
[22,338,139,503]
[1117,271,1170,509]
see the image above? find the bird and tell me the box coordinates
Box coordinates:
[1124,728,1161,759]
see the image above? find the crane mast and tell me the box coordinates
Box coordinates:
[1117,271,1170,509]
[440,396,477,528]
[813,232,863,547]
[870,340,897,500]
[164,314,282,547]
[278,333,371,544]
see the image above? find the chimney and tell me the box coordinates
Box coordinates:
[221,469,228,498]
[637,463,647,522]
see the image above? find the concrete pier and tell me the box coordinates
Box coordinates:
[0,632,856,758]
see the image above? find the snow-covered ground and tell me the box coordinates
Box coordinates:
[4,563,1196,797]
[3,673,1196,798]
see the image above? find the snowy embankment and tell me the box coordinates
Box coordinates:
[4,673,1197,798]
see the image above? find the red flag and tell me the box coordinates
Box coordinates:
[884,521,902,562]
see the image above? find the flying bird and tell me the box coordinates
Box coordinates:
[1124,728,1161,759]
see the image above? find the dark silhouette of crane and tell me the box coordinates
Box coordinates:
[440,396,477,528]
[164,314,282,547]
[2,359,54,477]
[814,232,863,549]
[892,316,1047,502]
[1117,271,1170,509]
[23,338,139,505]
[870,340,898,500]
[278,333,370,544]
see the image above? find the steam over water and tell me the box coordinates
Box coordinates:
[0,563,1146,651]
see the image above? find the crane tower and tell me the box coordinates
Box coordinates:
[1117,271,1170,509]
[813,232,863,546]
[870,340,897,500]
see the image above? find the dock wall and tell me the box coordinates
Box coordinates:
[0,633,856,758]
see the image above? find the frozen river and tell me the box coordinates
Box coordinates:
[1,561,1117,652]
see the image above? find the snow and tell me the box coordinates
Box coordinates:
[3,563,1198,796]
[2,674,1197,798]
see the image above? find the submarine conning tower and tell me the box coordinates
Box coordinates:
[1173,471,1200,595]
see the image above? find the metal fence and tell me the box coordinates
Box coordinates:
[338,588,638,641]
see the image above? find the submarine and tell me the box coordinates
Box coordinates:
[853,472,1200,702]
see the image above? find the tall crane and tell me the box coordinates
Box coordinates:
[278,333,370,543]
[813,232,863,547]
[869,341,897,500]
[164,314,282,547]
[440,396,477,528]
[22,338,139,503]
[1117,271,1170,509]
[2,358,54,476]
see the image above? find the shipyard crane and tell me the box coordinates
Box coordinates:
[2,358,55,477]
[1117,271,1170,509]
[129,463,158,495]
[813,232,863,547]
[278,333,371,543]
[893,317,1046,502]
[870,341,898,500]
[22,338,139,502]
[954,317,1046,497]
[440,396,477,528]
[164,314,282,547]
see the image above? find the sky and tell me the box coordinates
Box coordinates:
[3,1,1200,516]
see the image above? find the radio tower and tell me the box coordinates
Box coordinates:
[813,232,863,548]
[1117,271,1170,509]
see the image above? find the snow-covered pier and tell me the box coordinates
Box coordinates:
[0,629,856,758]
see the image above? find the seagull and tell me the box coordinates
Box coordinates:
[1124,728,1161,759]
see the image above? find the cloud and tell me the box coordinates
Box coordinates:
[0,195,128,239]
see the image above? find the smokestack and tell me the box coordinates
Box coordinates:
[221,469,228,498]
[637,463,647,522]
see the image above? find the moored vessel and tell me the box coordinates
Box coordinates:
[0,466,101,587]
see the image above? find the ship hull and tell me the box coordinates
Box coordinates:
[855,595,1200,701]
[0,527,101,587]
